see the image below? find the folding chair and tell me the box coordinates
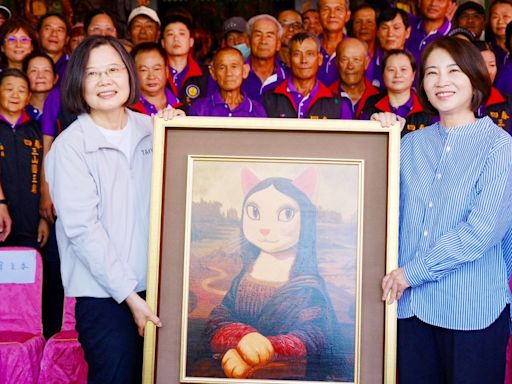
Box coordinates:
[38,297,88,384]
[0,247,45,384]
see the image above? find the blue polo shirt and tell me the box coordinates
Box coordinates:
[54,53,69,85]
[317,46,339,87]
[405,14,451,63]
[130,88,181,116]
[188,90,267,117]
[241,57,287,102]
[367,47,384,89]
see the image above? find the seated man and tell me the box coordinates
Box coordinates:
[189,47,266,117]
[329,38,379,118]
[263,32,351,119]
[130,42,181,116]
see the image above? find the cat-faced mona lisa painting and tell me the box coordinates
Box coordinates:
[181,156,364,384]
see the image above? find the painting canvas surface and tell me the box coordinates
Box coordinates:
[180,156,363,383]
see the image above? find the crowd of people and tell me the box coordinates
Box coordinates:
[1,0,512,382]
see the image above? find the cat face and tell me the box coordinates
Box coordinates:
[242,185,301,254]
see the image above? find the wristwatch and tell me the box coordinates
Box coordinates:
[0,199,7,205]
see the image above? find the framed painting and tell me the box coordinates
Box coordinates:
[143,117,400,384]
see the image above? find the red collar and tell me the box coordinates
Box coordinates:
[355,78,379,118]
[328,78,379,117]
[167,54,204,95]
[486,87,507,107]
[274,80,334,112]
[374,91,424,116]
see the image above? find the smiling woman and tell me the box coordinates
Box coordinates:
[377,37,512,384]
[0,18,38,70]
[44,36,167,384]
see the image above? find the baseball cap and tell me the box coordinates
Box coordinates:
[454,1,485,21]
[223,17,247,36]
[128,6,161,26]
[0,5,11,20]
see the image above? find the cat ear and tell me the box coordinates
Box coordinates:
[292,168,317,201]
[241,168,261,195]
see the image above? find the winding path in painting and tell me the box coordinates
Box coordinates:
[201,265,228,296]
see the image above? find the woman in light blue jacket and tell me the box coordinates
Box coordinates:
[45,36,181,384]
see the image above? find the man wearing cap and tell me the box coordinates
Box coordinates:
[0,5,11,28]
[222,16,250,60]
[453,1,486,40]
[128,6,160,45]
[241,14,287,102]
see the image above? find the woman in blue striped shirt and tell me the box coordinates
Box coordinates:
[377,37,512,383]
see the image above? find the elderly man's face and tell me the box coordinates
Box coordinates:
[210,49,248,92]
[318,0,350,34]
[278,10,303,47]
[130,15,159,45]
[249,18,280,60]
[351,7,376,46]
[289,37,322,81]
[337,39,368,87]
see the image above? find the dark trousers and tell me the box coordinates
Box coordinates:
[41,225,64,339]
[398,307,510,384]
[75,293,145,384]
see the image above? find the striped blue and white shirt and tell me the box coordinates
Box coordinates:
[399,116,512,330]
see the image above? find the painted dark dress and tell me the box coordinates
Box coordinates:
[204,268,352,380]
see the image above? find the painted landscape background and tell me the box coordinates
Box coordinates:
[183,159,361,381]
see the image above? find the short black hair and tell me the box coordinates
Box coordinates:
[507,22,512,53]
[377,7,410,29]
[0,68,30,89]
[83,8,118,37]
[160,14,193,38]
[418,37,490,115]
[131,41,167,62]
[22,51,56,75]
[37,12,70,36]
[381,49,416,74]
[62,36,139,115]
[288,31,321,53]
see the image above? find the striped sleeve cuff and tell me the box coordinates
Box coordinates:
[403,254,435,287]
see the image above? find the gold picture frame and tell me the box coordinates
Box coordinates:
[143,117,400,384]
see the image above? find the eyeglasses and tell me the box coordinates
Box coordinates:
[85,65,127,81]
[281,21,303,30]
[4,36,32,45]
[88,25,117,36]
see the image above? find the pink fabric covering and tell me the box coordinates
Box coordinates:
[506,337,512,384]
[0,247,44,384]
[38,298,88,384]
[61,297,76,331]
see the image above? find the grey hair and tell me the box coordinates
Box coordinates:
[247,14,283,39]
